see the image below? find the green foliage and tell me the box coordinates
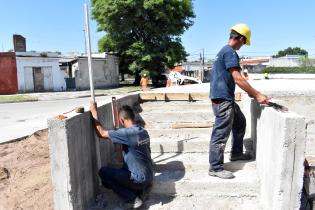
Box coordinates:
[0,95,38,103]
[262,67,315,74]
[273,47,308,58]
[140,70,150,78]
[299,57,315,67]
[91,0,195,79]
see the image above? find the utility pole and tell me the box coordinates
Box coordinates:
[202,48,205,82]
[202,48,205,66]
[84,3,101,180]
[199,48,205,82]
[83,29,87,54]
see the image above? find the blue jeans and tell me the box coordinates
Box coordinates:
[209,100,246,171]
[98,166,152,202]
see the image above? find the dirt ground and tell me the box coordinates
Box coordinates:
[0,129,53,210]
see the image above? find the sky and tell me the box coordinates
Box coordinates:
[1,0,315,60]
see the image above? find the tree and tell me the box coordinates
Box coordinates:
[91,0,195,84]
[273,47,308,58]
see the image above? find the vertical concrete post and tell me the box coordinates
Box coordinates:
[48,113,99,210]
[244,97,307,210]
[48,119,74,210]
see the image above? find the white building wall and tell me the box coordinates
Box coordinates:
[269,57,301,67]
[73,55,119,90]
[16,56,66,92]
[23,67,34,92]
[43,66,53,91]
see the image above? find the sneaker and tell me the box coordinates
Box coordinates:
[208,169,235,179]
[124,196,143,209]
[230,153,252,161]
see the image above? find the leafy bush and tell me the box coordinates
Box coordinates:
[262,67,315,74]
[140,70,150,78]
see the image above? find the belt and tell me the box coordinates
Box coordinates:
[211,98,225,104]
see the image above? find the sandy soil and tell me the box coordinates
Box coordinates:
[0,130,53,210]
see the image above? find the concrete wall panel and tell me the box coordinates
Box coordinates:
[48,94,139,210]
[243,96,306,210]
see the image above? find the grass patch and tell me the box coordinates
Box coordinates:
[0,95,38,103]
[95,86,142,95]
[262,67,315,74]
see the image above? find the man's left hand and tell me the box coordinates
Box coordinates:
[90,101,98,120]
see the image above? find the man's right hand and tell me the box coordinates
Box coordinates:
[255,92,271,104]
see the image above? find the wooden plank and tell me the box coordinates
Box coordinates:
[172,122,213,129]
[165,93,189,101]
[140,92,210,101]
[189,92,209,101]
[139,92,165,101]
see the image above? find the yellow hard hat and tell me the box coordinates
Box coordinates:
[230,23,251,46]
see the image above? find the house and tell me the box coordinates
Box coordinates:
[171,61,212,82]
[240,57,270,73]
[0,52,18,94]
[16,52,66,92]
[268,55,303,67]
[60,53,119,90]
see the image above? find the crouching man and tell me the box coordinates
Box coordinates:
[90,102,153,209]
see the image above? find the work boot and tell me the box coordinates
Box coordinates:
[208,169,235,179]
[138,184,153,201]
[230,153,252,161]
[124,196,143,209]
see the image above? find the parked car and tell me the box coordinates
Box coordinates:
[152,74,168,87]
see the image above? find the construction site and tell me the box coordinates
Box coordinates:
[1,1,315,210]
[0,77,314,210]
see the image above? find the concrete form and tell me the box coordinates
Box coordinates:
[48,94,139,210]
[243,96,307,210]
[48,89,307,210]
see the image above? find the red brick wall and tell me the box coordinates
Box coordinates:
[0,53,18,94]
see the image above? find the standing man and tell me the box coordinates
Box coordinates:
[90,103,153,209]
[208,24,270,179]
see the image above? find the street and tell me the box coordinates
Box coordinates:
[0,95,110,143]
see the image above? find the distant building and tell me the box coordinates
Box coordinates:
[0,52,18,94]
[240,57,270,73]
[60,53,119,90]
[268,55,302,67]
[16,52,66,92]
[171,61,212,82]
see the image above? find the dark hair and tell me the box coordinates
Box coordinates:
[118,105,135,121]
[230,30,246,44]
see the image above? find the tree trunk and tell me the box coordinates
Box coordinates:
[133,73,141,86]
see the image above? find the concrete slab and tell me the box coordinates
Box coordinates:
[139,111,213,123]
[92,188,261,210]
[152,168,258,197]
[149,135,253,154]
[139,101,211,112]
[152,153,256,172]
